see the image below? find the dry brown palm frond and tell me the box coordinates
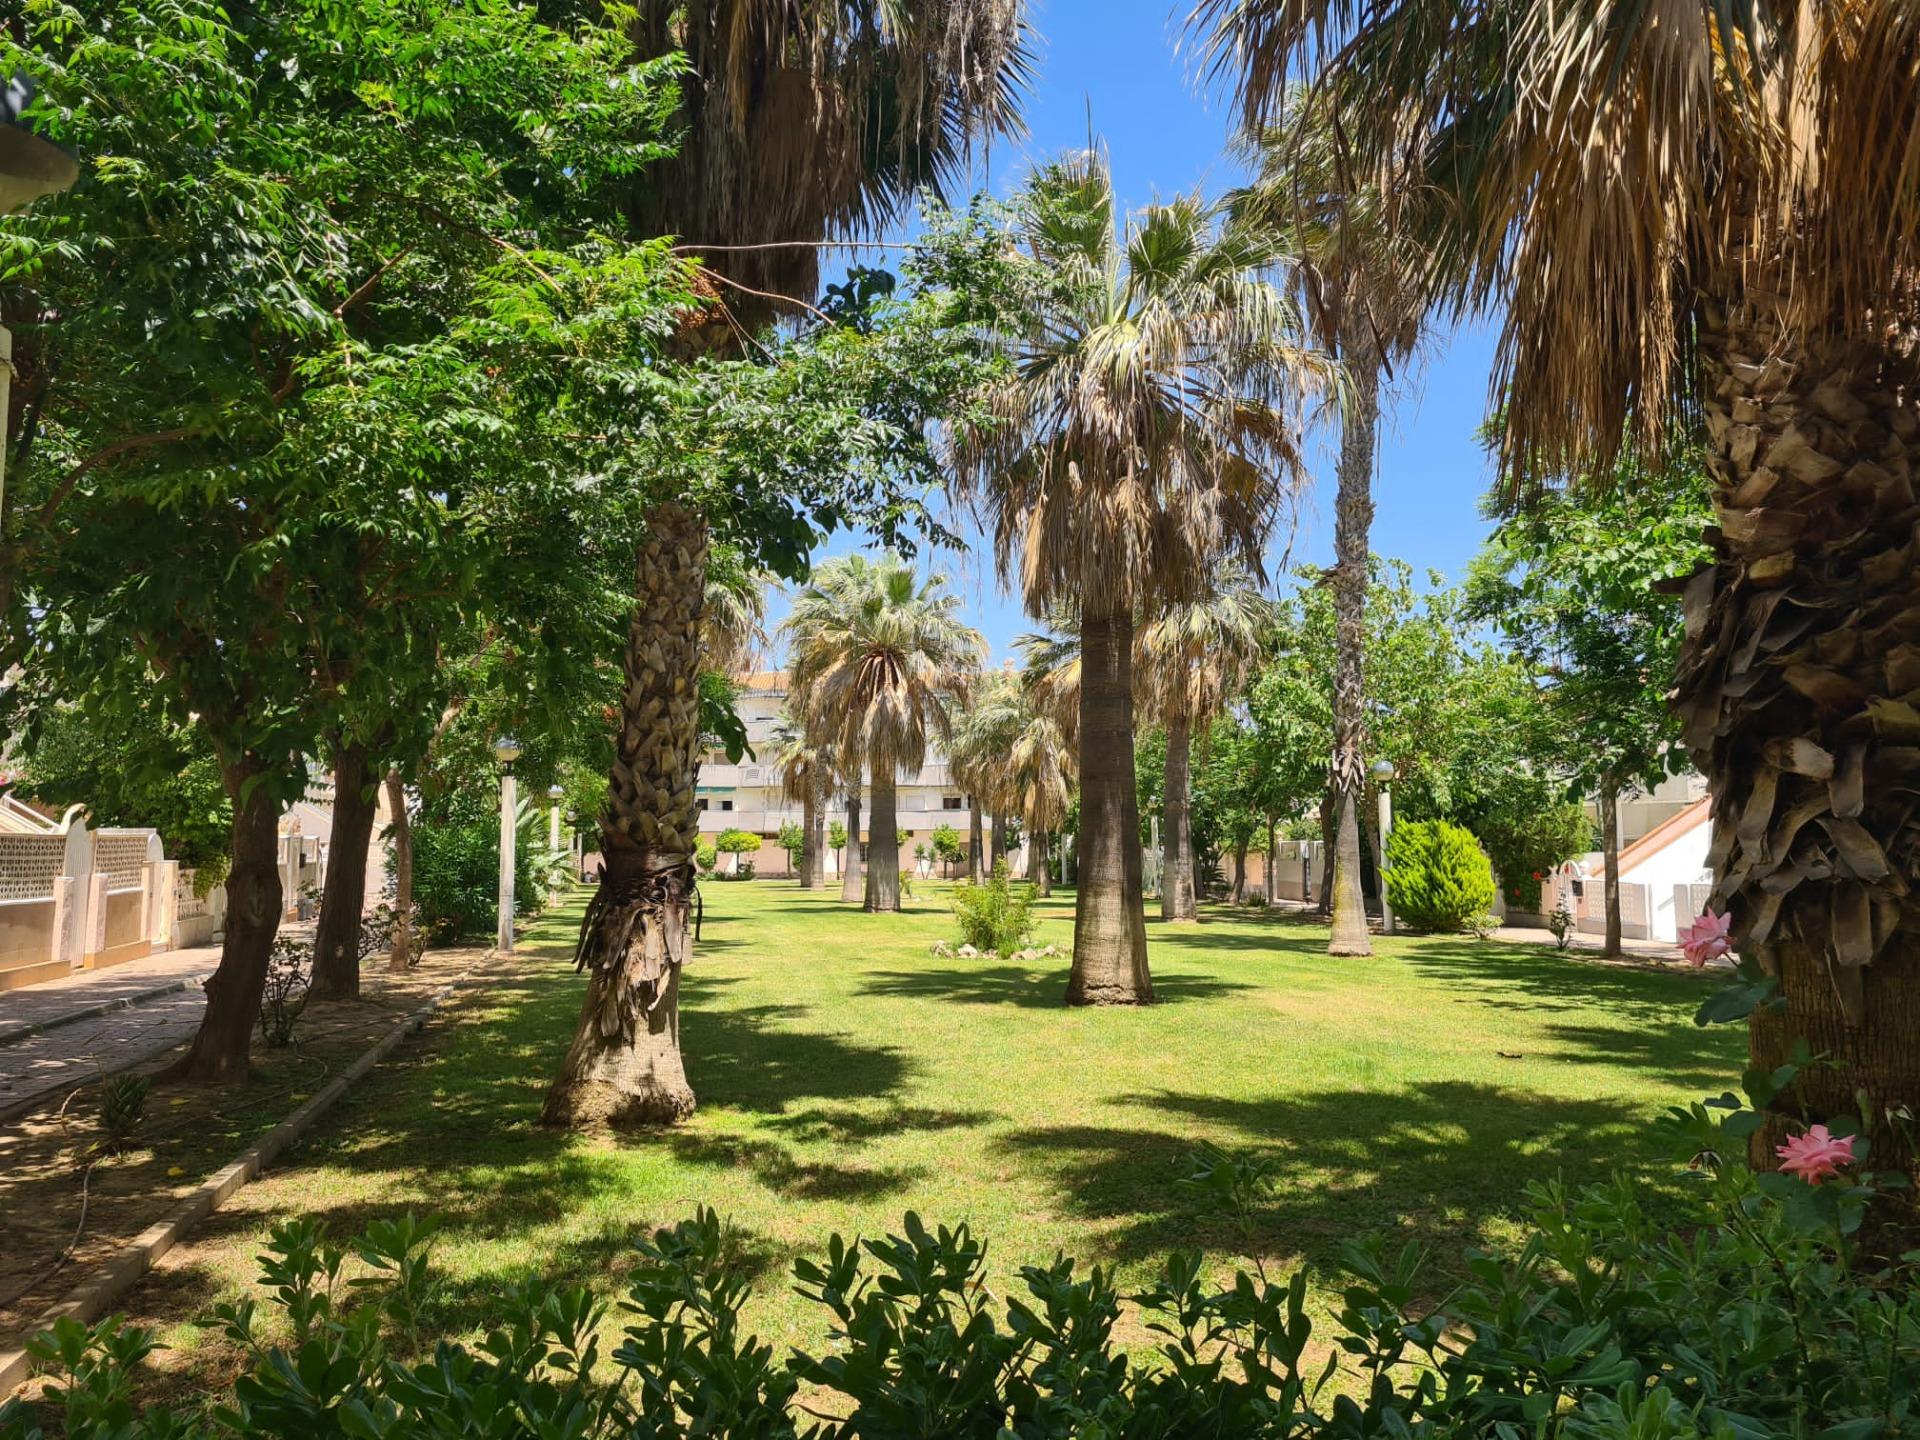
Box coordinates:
[1134,562,1278,729]
[1190,0,1920,489]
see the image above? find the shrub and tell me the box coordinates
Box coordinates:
[258,936,311,1048]
[405,796,546,940]
[98,1074,149,1152]
[1384,819,1497,933]
[9,1097,1913,1440]
[695,843,717,874]
[930,822,964,875]
[776,821,804,868]
[827,820,848,860]
[949,860,1035,954]
[1478,799,1593,912]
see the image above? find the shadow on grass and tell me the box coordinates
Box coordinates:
[858,963,1253,1009]
[996,1079,1699,1281]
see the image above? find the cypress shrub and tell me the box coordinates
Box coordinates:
[1384,820,1497,933]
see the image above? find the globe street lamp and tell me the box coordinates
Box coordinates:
[1,71,80,549]
[1371,759,1398,935]
[492,735,522,952]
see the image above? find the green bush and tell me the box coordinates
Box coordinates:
[1478,799,1593,912]
[695,843,717,874]
[405,796,545,941]
[776,821,804,868]
[10,1095,1913,1440]
[949,860,1035,954]
[1384,819,1497,933]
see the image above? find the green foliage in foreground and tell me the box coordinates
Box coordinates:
[949,861,1036,954]
[7,1112,1914,1440]
[1386,820,1498,934]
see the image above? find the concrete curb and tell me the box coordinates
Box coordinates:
[0,962,486,1399]
[0,974,212,1050]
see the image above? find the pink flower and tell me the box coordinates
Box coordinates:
[1679,910,1733,968]
[1775,1125,1855,1184]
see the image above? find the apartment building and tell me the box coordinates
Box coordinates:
[696,673,979,878]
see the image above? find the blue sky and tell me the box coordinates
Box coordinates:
[774,0,1504,663]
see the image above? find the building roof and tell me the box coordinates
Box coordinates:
[1617,797,1711,873]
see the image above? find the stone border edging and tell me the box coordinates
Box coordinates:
[0,975,210,1050]
[0,961,486,1399]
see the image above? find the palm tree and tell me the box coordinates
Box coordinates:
[1226,104,1424,956]
[1192,0,1920,1172]
[1136,565,1277,921]
[954,161,1318,1004]
[702,556,769,674]
[768,709,831,888]
[1008,701,1074,897]
[948,668,1025,880]
[542,4,1029,1129]
[787,555,983,911]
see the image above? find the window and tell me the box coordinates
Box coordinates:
[720,799,734,812]
[696,799,709,812]
[942,796,964,811]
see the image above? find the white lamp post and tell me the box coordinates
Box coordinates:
[1,73,80,544]
[1371,759,1398,935]
[492,735,522,952]
[546,784,565,896]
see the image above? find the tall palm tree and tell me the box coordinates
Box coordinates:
[1192,0,1920,1173]
[1008,701,1074,897]
[955,160,1318,1004]
[1136,565,1277,921]
[702,557,769,674]
[1226,104,1424,956]
[788,555,983,911]
[768,708,831,888]
[543,4,1029,1129]
[948,668,1025,879]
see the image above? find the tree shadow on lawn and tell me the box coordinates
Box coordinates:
[857,962,1253,1010]
[1398,937,1719,1019]
[995,1079,1698,1282]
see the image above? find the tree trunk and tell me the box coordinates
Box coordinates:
[1265,815,1277,903]
[1316,780,1337,916]
[1231,838,1250,904]
[990,811,1008,873]
[865,768,901,912]
[1678,304,1920,1184]
[798,778,818,888]
[1327,316,1381,957]
[310,742,377,1002]
[1067,606,1153,1005]
[385,770,413,973]
[1031,829,1051,897]
[1161,714,1198,922]
[542,503,705,1129]
[841,793,864,902]
[804,766,828,890]
[969,802,985,881]
[172,760,283,1082]
[1599,779,1623,958]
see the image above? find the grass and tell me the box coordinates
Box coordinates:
[116,880,1741,1378]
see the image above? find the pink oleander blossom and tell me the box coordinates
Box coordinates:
[1775,1125,1855,1184]
[1679,910,1733,968]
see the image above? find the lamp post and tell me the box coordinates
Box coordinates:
[1,72,80,543]
[492,735,521,953]
[1371,759,1398,935]
[546,784,565,896]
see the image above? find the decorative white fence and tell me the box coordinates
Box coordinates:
[0,820,181,991]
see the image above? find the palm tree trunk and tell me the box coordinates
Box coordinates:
[1231,837,1250,903]
[1067,605,1153,1005]
[841,793,864,902]
[1679,304,1920,1184]
[310,740,376,1002]
[1599,778,1623,957]
[1031,830,1051,897]
[798,780,818,888]
[968,802,985,881]
[1316,779,1337,916]
[991,812,1008,872]
[802,766,828,889]
[865,768,901,912]
[172,758,283,1082]
[384,770,413,973]
[1161,714,1198,922]
[1328,317,1381,958]
[542,503,704,1129]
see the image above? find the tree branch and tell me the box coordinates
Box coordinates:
[36,429,192,525]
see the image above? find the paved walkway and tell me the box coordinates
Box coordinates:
[0,945,222,1123]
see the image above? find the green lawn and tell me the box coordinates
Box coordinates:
[125,880,1740,1370]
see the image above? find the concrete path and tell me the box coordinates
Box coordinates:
[0,945,223,1123]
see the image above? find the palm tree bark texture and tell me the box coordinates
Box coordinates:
[1161,714,1198,921]
[1067,606,1153,1004]
[1328,315,1381,957]
[865,767,903,912]
[840,792,864,903]
[542,503,705,1127]
[1677,296,1920,1178]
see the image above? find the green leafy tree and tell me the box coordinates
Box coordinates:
[930,822,965,878]
[1467,456,1712,954]
[776,821,806,875]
